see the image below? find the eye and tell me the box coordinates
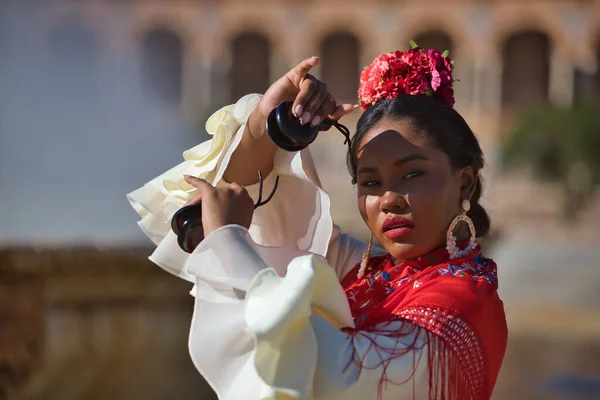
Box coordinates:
[403,170,424,180]
[360,180,380,187]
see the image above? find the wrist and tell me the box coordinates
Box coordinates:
[246,109,277,155]
[203,223,249,241]
[247,109,267,140]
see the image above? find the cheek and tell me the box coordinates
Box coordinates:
[357,193,380,224]
[409,174,458,221]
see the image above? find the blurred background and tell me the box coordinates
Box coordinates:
[1,0,600,399]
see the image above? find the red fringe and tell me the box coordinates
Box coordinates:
[342,305,487,400]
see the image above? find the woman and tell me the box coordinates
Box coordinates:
[128,49,507,399]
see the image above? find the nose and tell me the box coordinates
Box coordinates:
[380,190,408,214]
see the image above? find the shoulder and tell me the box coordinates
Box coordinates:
[405,254,503,322]
[436,252,498,288]
[339,254,390,287]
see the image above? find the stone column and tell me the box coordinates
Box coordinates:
[549,8,589,107]
[465,5,496,116]
[464,3,503,175]
[182,36,211,121]
[180,5,227,121]
[280,8,317,76]
[549,51,575,107]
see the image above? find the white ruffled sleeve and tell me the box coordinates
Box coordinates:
[185,225,428,400]
[127,94,368,282]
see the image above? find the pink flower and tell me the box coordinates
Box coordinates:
[426,49,452,75]
[404,71,429,95]
[358,44,455,109]
[430,69,441,91]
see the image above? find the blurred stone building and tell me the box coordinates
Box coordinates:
[2,0,600,399]
[32,0,600,135]
[25,0,600,233]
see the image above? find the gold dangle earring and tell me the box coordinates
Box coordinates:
[357,233,374,279]
[446,199,477,259]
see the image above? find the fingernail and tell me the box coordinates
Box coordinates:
[300,111,311,125]
[311,56,319,60]
[353,104,359,109]
[310,115,321,127]
[294,104,302,117]
[183,174,192,178]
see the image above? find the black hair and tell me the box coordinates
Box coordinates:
[347,94,490,237]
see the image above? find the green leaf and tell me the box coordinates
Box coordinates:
[501,104,600,212]
[442,50,450,58]
[409,40,418,49]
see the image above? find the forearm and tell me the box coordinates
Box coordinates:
[223,109,278,186]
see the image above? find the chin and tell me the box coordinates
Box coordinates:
[381,240,423,261]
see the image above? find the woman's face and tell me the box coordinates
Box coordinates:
[355,118,475,261]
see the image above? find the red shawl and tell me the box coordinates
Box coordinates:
[340,244,507,400]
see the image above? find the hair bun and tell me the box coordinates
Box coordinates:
[358,43,455,110]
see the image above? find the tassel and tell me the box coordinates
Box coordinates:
[357,233,374,279]
[342,308,486,400]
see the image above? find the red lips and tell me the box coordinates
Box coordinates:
[382,216,414,240]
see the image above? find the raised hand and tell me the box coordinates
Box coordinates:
[225,57,357,186]
[255,57,357,133]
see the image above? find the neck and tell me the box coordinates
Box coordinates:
[390,238,475,266]
[391,242,447,264]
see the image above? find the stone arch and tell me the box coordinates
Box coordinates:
[490,12,567,60]
[141,28,184,106]
[400,14,468,57]
[229,32,271,102]
[320,32,361,103]
[501,30,551,109]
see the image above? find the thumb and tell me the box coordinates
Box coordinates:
[330,103,359,121]
[285,57,319,88]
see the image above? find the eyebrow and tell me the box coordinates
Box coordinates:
[357,154,428,174]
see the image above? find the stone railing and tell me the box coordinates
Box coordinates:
[0,246,216,400]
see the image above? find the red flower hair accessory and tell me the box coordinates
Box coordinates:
[358,41,455,110]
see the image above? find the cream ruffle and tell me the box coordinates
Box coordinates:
[126,93,262,280]
[245,255,355,399]
[127,93,337,282]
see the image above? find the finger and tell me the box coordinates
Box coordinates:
[292,75,318,121]
[183,175,213,191]
[285,57,319,89]
[184,191,203,206]
[329,103,359,121]
[311,94,337,127]
[302,81,329,126]
[228,182,246,194]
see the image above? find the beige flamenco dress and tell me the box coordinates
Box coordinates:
[127,95,429,400]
